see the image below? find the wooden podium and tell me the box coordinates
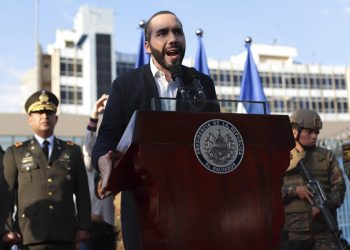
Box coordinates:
[107,111,294,250]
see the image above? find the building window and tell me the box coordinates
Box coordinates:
[219,70,231,86]
[311,97,323,113]
[299,97,310,109]
[226,71,231,83]
[233,71,242,87]
[286,98,298,113]
[60,57,83,77]
[324,97,335,113]
[60,85,83,105]
[260,72,270,88]
[337,98,348,113]
[310,74,322,89]
[322,75,333,89]
[96,34,112,98]
[272,73,283,88]
[285,73,296,89]
[273,99,284,113]
[297,75,308,89]
[65,41,75,48]
[335,75,346,90]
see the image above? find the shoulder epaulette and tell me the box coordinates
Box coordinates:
[67,141,75,146]
[15,141,23,148]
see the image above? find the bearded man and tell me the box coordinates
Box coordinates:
[92,10,217,249]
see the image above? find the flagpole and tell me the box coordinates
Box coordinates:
[138,19,146,29]
[135,20,150,68]
[194,28,210,76]
[195,28,203,37]
[245,36,252,45]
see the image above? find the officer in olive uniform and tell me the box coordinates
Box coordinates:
[281,109,346,250]
[0,144,9,250]
[1,90,91,250]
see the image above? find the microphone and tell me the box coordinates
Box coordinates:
[170,65,188,100]
[191,76,206,100]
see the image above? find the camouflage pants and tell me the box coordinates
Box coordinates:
[288,231,339,250]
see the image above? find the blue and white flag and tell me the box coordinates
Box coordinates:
[135,29,150,68]
[238,40,270,114]
[194,31,210,76]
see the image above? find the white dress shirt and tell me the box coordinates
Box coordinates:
[150,58,178,98]
[150,58,178,111]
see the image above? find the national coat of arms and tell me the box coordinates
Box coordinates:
[194,119,244,174]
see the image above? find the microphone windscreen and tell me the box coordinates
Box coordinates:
[170,64,183,79]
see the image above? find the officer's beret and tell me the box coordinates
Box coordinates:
[25,90,59,114]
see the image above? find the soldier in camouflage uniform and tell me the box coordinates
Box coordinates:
[342,137,350,180]
[281,109,346,250]
[0,90,91,250]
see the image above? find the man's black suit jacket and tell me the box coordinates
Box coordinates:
[92,63,217,168]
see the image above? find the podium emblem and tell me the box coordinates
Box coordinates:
[194,119,244,174]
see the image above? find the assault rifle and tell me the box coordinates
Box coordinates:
[299,160,344,250]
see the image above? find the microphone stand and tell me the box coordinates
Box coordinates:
[170,65,190,111]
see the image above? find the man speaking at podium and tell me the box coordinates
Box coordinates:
[92,10,217,249]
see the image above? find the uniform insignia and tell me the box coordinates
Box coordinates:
[67,141,74,146]
[15,142,23,148]
[66,174,71,180]
[22,156,33,163]
[60,153,71,163]
[21,155,35,171]
[39,93,49,102]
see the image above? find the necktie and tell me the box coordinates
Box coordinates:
[42,140,50,159]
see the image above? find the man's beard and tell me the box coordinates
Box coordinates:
[150,44,185,70]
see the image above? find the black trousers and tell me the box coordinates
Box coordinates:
[87,221,115,250]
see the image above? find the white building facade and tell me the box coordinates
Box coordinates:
[186,43,350,122]
[47,6,116,115]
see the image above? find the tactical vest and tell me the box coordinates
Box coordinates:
[284,146,331,214]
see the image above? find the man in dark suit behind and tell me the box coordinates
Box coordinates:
[92,10,217,249]
[1,90,91,250]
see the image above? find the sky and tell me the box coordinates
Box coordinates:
[1,0,350,112]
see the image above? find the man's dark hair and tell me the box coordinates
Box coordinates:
[144,10,182,42]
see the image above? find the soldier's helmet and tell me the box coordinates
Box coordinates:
[290,109,322,130]
[25,90,59,114]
